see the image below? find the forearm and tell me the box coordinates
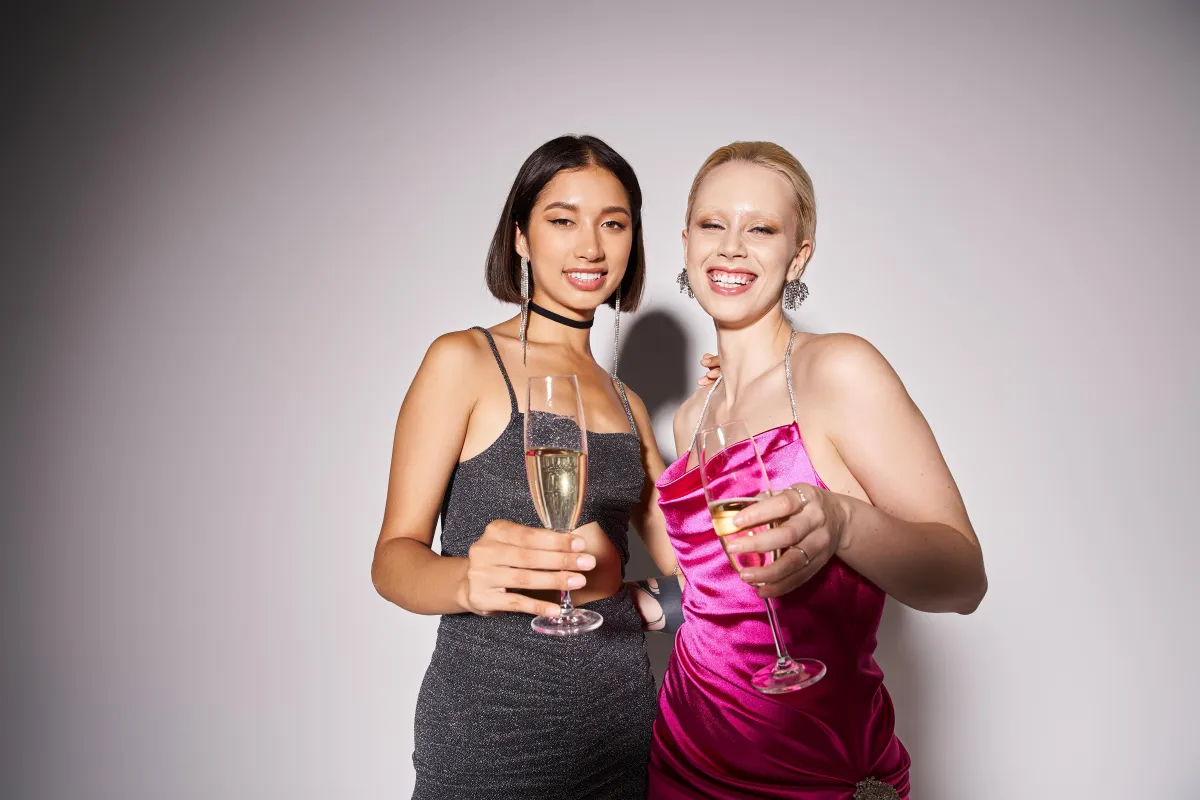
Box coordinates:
[371,537,470,616]
[838,496,986,614]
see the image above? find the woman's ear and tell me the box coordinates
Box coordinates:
[787,239,813,282]
[515,224,530,260]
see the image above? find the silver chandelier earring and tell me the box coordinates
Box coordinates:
[519,256,531,363]
[677,267,694,298]
[610,284,634,430]
[611,286,622,377]
[783,279,809,310]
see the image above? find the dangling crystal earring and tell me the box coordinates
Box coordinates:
[611,286,622,378]
[677,267,694,298]
[610,284,634,430]
[783,279,809,310]
[519,256,530,363]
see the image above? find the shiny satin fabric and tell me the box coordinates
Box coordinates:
[649,423,909,799]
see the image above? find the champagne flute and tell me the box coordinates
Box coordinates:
[524,375,602,636]
[695,420,826,693]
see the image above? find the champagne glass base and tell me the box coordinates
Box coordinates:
[751,658,826,694]
[531,608,603,637]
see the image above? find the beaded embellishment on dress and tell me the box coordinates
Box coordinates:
[854,776,901,799]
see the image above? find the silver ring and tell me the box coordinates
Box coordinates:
[789,486,809,509]
[796,546,811,567]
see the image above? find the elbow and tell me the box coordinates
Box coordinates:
[954,571,988,615]
[949,533,987,615]
[370,542,392,600]
[370,555,386,598]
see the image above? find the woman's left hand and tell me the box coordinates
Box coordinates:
[724,483,850,599]
[696,352,721,386]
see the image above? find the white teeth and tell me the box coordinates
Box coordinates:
[709,271,753,287]
[567,272,604,282]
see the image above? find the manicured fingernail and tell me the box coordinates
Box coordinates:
[545,605,561,617]
[725,543,741,554]
[732,515,746,527]
[577,554,596,569]
[570,538,585,551]
[568,575,586,589]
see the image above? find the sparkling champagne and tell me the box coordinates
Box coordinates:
[709,497,780,572]
[525,447,587,532]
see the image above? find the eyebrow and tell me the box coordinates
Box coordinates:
[694,207,783,224]
[543,201,631,216]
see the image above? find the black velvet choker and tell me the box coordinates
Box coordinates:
[528,302,594,329]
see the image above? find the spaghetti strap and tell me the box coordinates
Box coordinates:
[687,328,800,453]
[783,328,799,424]
[686,378,722,455]
[612,377,639,439]
[472,326,519,417]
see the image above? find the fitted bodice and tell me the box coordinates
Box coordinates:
[648,336,909,799]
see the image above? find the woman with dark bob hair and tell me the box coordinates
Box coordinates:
[371,135,680,799]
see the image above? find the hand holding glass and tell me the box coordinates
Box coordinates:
[695,420,825,693]
[524,375,602,636]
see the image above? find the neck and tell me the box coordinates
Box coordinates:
[526,292,596,355]
[713,308,792,404]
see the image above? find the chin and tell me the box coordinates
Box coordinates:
[567,287,617,311]
[694,293,766,326]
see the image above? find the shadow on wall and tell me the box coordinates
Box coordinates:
[617,310,693,686]
[874,597,933,798]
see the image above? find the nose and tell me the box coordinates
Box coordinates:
[718,226,746,260]
[575,223,604,262]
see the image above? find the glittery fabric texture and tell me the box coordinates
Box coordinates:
[412,327,656,800]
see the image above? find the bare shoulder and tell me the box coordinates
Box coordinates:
[791,331,908,403]
[619,382,651,421]
[617,384,668,464]
[408,328,494,403]
[671,385,712,451]
[420,328,490,371]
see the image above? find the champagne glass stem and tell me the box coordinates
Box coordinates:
[762,596,797,668]
[557,526,576,618]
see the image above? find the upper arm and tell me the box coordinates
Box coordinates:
[813,335,977,545]
[623,386,667,484]
[622,386,677,574]
[376,331,484,550]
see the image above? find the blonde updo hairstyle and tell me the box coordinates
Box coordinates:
[686,141,816,266]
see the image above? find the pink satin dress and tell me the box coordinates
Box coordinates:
[649,345,909,799]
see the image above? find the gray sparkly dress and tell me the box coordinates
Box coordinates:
[411,327,658,800]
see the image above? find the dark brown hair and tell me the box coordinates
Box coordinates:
[485,135,645,311]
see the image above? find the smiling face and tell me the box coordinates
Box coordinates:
[515,166,633,315]
[683,161,812,327]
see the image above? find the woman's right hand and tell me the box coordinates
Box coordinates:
[458,519,596,617]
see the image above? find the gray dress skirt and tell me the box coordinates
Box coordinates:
[411,328,658,800]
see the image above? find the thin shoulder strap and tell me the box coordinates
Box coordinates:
[687,328,798,453]
[472,326,518,416]
[783,328,799,424]
[612,377,639,439]
[686,377,722,455]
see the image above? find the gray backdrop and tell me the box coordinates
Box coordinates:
[6,2,1198,798]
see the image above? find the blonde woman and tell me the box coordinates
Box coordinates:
[648,142,987,799]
